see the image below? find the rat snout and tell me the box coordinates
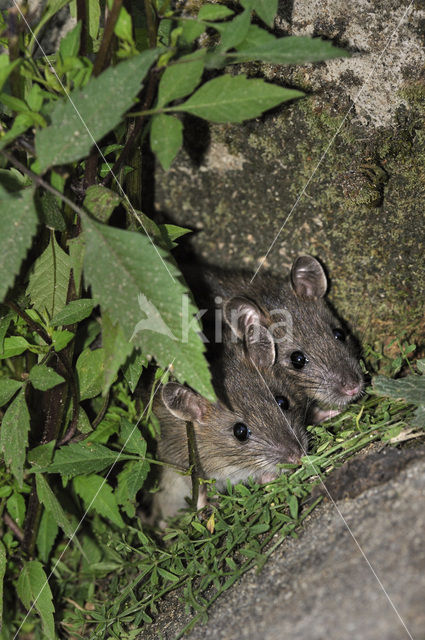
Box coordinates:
[340,379,362,397]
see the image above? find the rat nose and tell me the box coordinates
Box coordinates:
[341,381,362,397]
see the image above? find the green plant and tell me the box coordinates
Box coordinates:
[0,0,352,635]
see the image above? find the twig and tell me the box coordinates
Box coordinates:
[92,0,123,77]
[4,512,24,541]
[186,421,200,510]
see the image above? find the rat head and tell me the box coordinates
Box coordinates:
[159,352,307,487]
[223,255,364,409]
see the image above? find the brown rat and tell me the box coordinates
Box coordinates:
[185,255,364,415]
[153,344,308,520]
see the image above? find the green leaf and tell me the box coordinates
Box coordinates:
[29,364,65,390]
[0,540,5,629]
[150,113,183,170]
[50,299,95,326]
[68,234,86,292]
[211,9,251,52]
[0,377,23,406]
[157,567,179,583]
[73,474,125,528]
[17,561,55,640]
[232,30,350,65]
[36,509,59,563]
[416,359,425,374]
[287,494,298,519]
[27,233,71,319]
[411,404,425,428]
[59,20,82,58]
[102,312,133,394]
[51,329,74,351]
[0,389,30,487]
[0,54,21,92]
[120,418,147,456]
[36,49,160,170]
[35,474,80,545]
[122,349,147,393]
[172,74,304,123]
[36,191,66,231]
[83,184,121,223]
[116,460,149,516]
[198,4,234,20]
[373,374,425,405]
[82,218,214,400]
[114,6,133,43]
[28,441,56,468]
[0,307,13,350]
[157,50,206,107]
[44,440,133,477]
[179,18,205,45]
[6,491,26,528]
[0,185,38,303]
[241,0,278,26]
[0,336,31,359]
[76,347,104,400]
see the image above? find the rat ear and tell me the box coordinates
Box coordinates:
[245,323,276,368]
[223,296,265,338]
[162,383,210,424]
[291,255,327,298]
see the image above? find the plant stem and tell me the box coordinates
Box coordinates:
[4,512,24,541]
[186,421,199,510]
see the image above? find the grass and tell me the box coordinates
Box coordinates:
[13,347,424,640]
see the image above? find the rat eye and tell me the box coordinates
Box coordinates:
[275,395,290,411]
[333,328,346,342]
[233,422,250,442]
[290,351,307,369]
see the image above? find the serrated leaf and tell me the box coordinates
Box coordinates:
[150,113,183,170]
[17,561,55,640]
[44,440,133,477]
[83,184,121,223]
[0,377,23,406]
[35,474,84,557]
[50,298,95,326]
[172,74,303,123]
[120,418,147,456]
[29,364,65,390]
[0,389,30,487]
[28,440,56,468]
[373,374,425,405]
[36,509,59,563]
[0,540,5,628]
[241,0,277,26]
[76,347,104,400]
[122,349,147,393]
[27,233,71,319]
[36,49,159,170]
[157,50,206,107]
[0,185,38,303]
[232,30,350,65]
[82,218,214,400]
[6,491,26,528]
[73,474,125,528]
[102,312,133,394]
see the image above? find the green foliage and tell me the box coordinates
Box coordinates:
[0,0,353,636]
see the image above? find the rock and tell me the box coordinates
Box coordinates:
[153,0,425,344]
[140,449,425,639]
